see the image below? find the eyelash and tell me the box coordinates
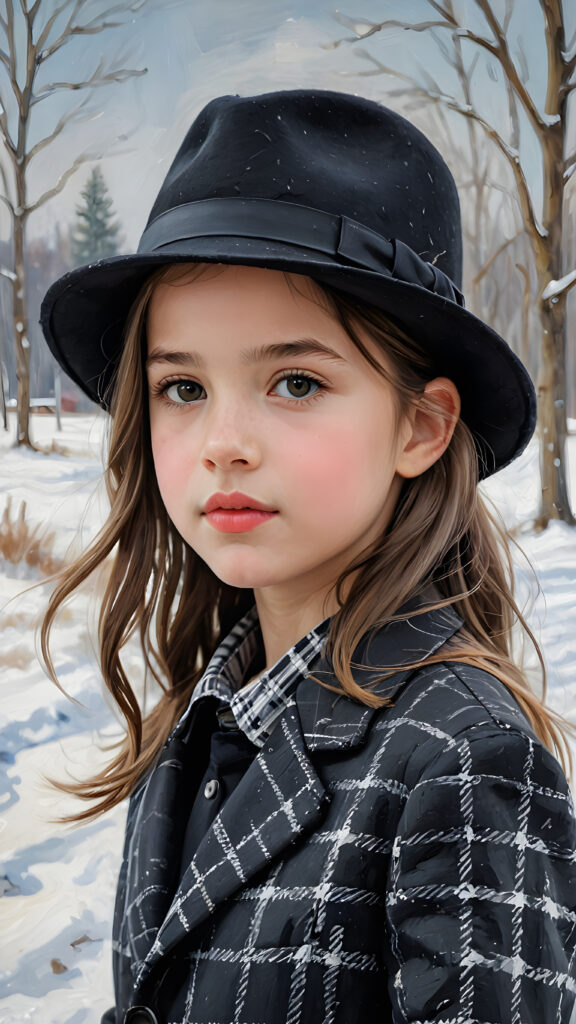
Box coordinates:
[150,370,329,408]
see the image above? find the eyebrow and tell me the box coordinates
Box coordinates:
[146,338,348,370]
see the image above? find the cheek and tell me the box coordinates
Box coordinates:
[290,424,385,508]
[150,430,190,499]
[291,411,399,520]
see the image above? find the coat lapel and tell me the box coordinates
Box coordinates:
[131,594,463,990]
[135,697,328,986]
[122,733,193,970]
[122,696,224,971]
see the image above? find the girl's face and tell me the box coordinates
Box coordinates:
[146,265,413,610]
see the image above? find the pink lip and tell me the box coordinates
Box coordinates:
[202,491,278,533]
[202,491,277,514]
[205,509,277,533]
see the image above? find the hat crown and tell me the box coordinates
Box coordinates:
[146,90,462,288]
[41,88,535,472]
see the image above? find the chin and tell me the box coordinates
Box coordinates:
[216,573,280,590]
[207,560,282,591]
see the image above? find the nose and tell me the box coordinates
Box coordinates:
[200,400,262,472]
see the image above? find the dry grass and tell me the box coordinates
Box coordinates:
[0,608,31,629]
[0,604,76,632]
[0,645,34,669]
[0,602,77,626]
[0,497,65,576]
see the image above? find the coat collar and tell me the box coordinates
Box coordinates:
[131,593,462,993]
[298,593,463,751]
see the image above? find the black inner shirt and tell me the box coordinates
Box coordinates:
[178,712,258,880]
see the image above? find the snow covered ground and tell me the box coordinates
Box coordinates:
[0,411,575,1023]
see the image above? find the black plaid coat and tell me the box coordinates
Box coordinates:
[103,604,576,1024]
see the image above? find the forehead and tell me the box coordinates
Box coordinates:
[147,264,332,330]
[145,263,383,372]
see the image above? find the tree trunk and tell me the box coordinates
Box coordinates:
[12,210,31,447]
[0,359,7,429]
[535,293,575,527]
[534,52,572,525]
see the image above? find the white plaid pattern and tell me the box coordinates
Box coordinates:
[104,607,576,1024]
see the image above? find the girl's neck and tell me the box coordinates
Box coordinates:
[252,587,337,676]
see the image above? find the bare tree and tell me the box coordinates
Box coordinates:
[0,0,149,447]
[378,48,533,375]
[329,0,576,527]
[0,329,7,430]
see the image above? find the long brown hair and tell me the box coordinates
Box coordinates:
[41,265,572,820]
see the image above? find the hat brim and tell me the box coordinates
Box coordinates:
[40,236,536,477]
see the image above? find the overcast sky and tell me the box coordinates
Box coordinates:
[3,0,573,248]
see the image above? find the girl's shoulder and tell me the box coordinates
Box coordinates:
[298,654,572,801]
[381,659,567,784]
[389,658,536,739]
[299,655,534,752]
[300,593,538,753]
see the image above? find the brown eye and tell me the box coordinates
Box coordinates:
[164,380,204,403]
[274,374,321,400]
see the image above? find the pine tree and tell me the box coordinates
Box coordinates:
[0,0,148,447]
[71,167,122,265]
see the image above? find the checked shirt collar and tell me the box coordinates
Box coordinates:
[180,605,331,748]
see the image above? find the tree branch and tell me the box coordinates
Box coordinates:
[425,1,458,24]
[37,0,148,59]
[0,192,14,218]
[325,15,452,50]
[515,40,530,86]
[28,0,44,20]
[341,47,419,82]
[36,0,82,54]
[34,63,147,96]
[439,94,544,244]
[331,4,546,137]
[0,92,16,158]
[502,0,515,34]
[31,52,106,100]
[64,19,127,35]
[538,0,571,113]
[25,153,88,214]
[37,0,99,61]
[80,0,148,31]
[350,46,546,255]
[506,72,520,153]
[5,2,19,111]
[515,262,530,286]
[442,0,488,225]
[472,231,522,285]
[25,97,90,162]
[469,0,545,134]
[429,26,453,64]
[0,155,13,216]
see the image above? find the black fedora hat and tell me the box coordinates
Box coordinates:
[40,89,535,476]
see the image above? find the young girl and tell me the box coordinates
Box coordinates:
[40,91,576,1024]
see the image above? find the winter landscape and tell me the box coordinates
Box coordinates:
[0,0,574,1020]
[0,410,575,1023]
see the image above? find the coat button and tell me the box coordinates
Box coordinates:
[124,1008,159,1024]
[204,778,219,799]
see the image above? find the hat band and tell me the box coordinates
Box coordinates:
[138,198,464,307]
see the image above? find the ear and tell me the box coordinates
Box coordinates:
[395,377,461,479]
